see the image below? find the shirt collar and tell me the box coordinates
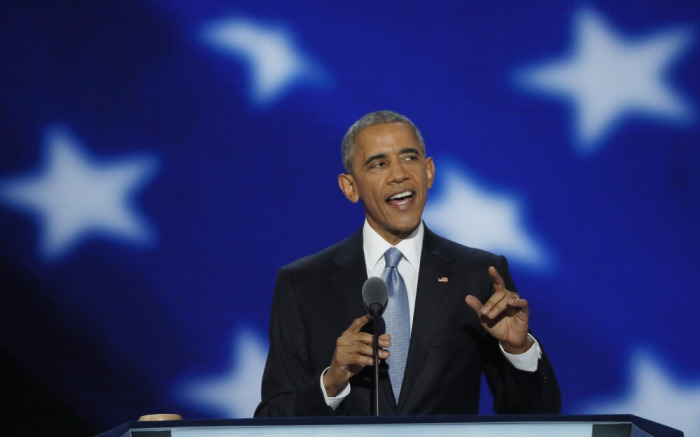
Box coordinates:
[363,219,424,274]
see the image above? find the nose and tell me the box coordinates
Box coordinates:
[387,161,409,183]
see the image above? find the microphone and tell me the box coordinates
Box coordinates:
[362,277,388,318]
[362,276,388,416]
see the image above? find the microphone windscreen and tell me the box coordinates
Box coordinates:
[362,276,388,310]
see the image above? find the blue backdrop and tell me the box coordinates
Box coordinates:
[1,1,699,435]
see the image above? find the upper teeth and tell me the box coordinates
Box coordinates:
[390,191,412,200]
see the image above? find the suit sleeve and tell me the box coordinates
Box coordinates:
[254,267,335,417]
[482,256,562,414]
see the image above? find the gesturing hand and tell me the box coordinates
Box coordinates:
[323,314,391,396]
[465,266,531,354]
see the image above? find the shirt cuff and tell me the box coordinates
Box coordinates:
[320,367,351,411]
[499,333,542,372]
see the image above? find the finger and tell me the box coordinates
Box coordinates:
[345,342,379,359]
[337,332,392,350]
[507,297,529,313]
[342,314,372,336]
[378,333,391,348]
[338,331,376,347]
[479,287,510,316]
[468,294,505,321]
[465,295,483,313]
[340,351,376,367]
[489,266,506,292]
[357,349,389,363]
[337,337,390,363]
[486,293,524,319]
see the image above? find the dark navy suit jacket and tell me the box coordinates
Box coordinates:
[255,227,561,416]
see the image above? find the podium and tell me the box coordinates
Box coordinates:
[96,415,683,437]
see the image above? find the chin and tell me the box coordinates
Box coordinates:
[390,220,421,236]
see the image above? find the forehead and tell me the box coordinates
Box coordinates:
[353,122,421,157]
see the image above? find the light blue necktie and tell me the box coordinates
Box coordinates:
[381,247,410,402]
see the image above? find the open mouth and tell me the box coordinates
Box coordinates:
[386,190,415,205]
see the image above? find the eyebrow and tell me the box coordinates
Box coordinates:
[363,148,422,167]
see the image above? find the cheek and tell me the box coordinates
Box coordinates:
[357,180,383,201]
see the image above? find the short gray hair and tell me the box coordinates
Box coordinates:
[341,110,426,173]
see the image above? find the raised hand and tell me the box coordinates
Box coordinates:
[465,266,531,354]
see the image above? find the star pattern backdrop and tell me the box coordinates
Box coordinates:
[1,1,699,435]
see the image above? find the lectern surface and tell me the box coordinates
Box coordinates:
[97,415,682,437]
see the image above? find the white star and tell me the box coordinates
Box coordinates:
[202,18,328,107]
[578,350,700,436]
[423,163,548,268]
[515,8,694,152]
[0,125,158,260]
[175,329,267,418]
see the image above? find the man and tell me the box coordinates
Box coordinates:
[254,110,560,417]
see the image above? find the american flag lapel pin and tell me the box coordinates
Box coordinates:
[437,276,449,283]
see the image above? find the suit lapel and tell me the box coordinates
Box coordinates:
[397,227,454,408]
[330,229,369,329]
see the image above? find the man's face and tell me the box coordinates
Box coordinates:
[338,122,435,245]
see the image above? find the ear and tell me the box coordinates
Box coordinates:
[338,173,360,203]
[426,157,435,189]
